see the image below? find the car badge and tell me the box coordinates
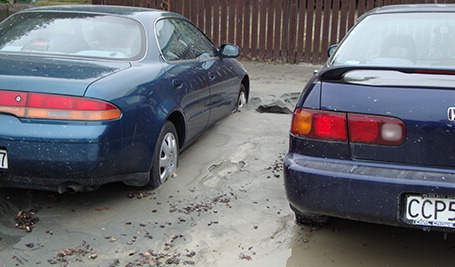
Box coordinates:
[448,107,455,121]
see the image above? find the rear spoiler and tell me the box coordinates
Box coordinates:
[318,65,455,81]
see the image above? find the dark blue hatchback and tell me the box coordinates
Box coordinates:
[284,4,455,232]
[0,5,249,193]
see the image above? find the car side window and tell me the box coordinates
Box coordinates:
[155,18,215,62]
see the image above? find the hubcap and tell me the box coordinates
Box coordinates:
[159,132,178,183]
[238,91,247,109]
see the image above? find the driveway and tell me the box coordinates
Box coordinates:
[1,62,455,266]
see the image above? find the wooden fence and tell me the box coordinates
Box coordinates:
[96,0,453,63]
[0,4,33,21]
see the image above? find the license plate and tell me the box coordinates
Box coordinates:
[0,149,7,169]
[405,195,455,228]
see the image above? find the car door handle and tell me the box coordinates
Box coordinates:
[172,79,183,89]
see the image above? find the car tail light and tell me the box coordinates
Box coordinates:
[291,108,405,146]
[0,90,121,121]
[291,109,347,142]
[348,114,405,145]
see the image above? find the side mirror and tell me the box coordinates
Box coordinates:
[328,44,338,58]
[219,44,240,58]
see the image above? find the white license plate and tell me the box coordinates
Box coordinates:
[405,195,455,228]
[0,149,7,169]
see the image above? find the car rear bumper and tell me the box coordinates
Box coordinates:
[0,116,152,192]
[284,153,455,231]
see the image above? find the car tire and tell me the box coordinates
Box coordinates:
[236,84,247,112]
[145,121,179,189]
[294,211,328,227]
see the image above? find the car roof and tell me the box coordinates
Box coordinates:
[369,4,455,15]
[18,5,181,19]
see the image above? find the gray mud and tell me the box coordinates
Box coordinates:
[1,62,455,267]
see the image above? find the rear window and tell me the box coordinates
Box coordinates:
[330,12,455,68]
[0,12,145,60]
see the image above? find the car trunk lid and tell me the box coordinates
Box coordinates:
[320,68,455,169]
[0,54,131,96]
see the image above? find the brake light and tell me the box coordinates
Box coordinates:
[291,108,405,146]
[314,112,347,141]
[0,90,121,121]
[291,109,347,142]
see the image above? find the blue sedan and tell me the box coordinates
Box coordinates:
[284,4,455,232]
[0,5,249,193]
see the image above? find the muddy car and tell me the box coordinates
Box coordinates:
[284,4,455,231]
[0,5,249,193]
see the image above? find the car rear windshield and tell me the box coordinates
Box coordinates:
[330,12,455,69]
[0,12,145,60]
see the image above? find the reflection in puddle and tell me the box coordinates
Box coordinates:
[238,218,455,267]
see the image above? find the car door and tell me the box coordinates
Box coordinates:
[205,59,240,124]
[155,18,217,142]
[173,22,239,126]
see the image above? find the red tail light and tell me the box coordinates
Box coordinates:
[348,114,405,145]
[291,108,405,146]
[313,112,347,141]
[0,90,121,121]
[291,109,347,142]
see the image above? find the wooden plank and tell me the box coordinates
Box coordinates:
[347,0,356,29]
[312,0,323,64]
[220,0,228,43]
[171,0,183,14]
[142,0,147,7]
[236,0,243,50]
[125,0,134,7]
[339,0,348,42]
[273,0,282,61]
[205,0,212,39]
[190,0,198,24]
[320,0,331,63]
[358,0,365,17]
[200,0,207,29]
[366,0,375,11]
[258,0,267,60]
[184,0,191,19]
[295,0,306,62]
[228,0,236,43]
[110,0,123,6]
[304,0,314,62]
[265,0,274,60]
[242,0,251,59]
[212,0,219,46]
[330,0,340,45]
[288,0,298,63]
[250,0,259,59]
[280,0,290,62]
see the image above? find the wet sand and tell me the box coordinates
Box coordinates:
[1,62,455,266]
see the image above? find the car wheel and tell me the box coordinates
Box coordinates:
[145,121,179,189]
[236,84,247,111]
[294,211,328,227]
